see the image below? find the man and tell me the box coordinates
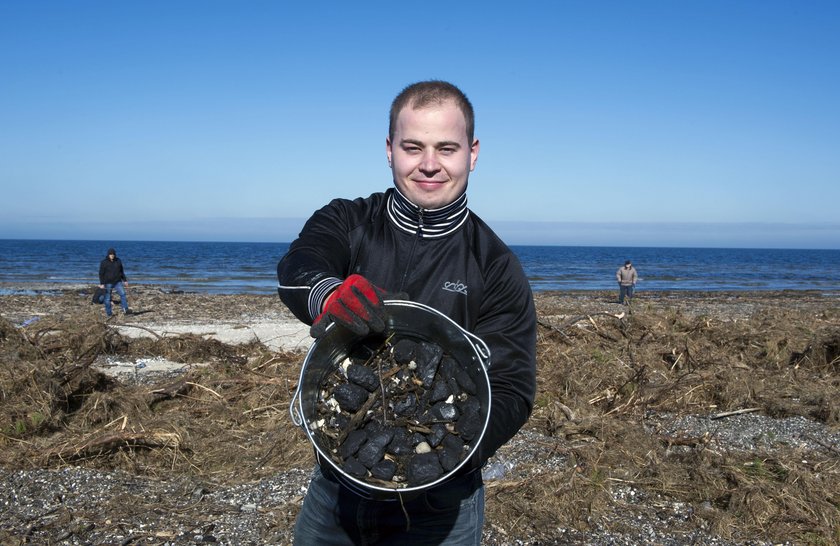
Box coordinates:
[277,80,537,545]
[99,247,130,317]
[616,260,638,304]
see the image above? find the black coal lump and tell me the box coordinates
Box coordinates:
[446,377,461,398]
[362,420,392,437]
[406,452,444,486]
[440,356,477,395]
[414,341,444,387]
[343,457,368,478]
[339,429,368,459]
[333,383,370,413]
[392,338,417,364]
[391,392,418,417]
[347,363,379,392]
[439,435,466,472]
[429,378,452,403]
[357,429,394,468]
[427,401,459,422]
[455,396,482,441]
[370,459,398,481]
[332,413,350,430]
[456,395,481,415]
[427,423,448,448]
[387,427,415,456]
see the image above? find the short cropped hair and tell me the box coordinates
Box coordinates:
[388,80,475,143]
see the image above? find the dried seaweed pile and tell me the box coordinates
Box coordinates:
[533,305,840,423]
[0,311,308,478]
[485,299,840,544]
[310,335,484,488]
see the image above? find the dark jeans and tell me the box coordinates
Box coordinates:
[293,464,484,545]
[104,282,129,316]
[619,284,634,304]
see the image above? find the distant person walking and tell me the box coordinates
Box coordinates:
[616,260,637,304]
[99,247,130,317]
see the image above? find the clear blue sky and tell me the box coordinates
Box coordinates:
[2,1,839,249]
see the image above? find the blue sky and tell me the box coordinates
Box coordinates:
[1,1,839,249]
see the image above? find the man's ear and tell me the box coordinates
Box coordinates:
[469,139,480,171]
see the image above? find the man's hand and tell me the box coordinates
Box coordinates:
[310,275,389,338]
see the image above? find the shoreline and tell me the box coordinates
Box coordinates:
[2,284,838,355]
[3,280,840,297]
[3,280,840,295]
[3,283,838,316]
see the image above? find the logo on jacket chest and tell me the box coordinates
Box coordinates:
[442,280,468,295]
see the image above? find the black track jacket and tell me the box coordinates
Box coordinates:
[277,188,537,467]
[99,256,127,285]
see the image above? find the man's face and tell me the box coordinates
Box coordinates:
[386,100,479,210]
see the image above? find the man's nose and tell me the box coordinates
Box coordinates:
[419,150,441,173]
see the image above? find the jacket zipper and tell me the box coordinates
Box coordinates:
[399,209,423,292]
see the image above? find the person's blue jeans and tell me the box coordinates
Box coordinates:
[619,284,634,304]
[104,282,128,316]
[293,464,485,545]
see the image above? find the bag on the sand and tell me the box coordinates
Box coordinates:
[92,287,106,305]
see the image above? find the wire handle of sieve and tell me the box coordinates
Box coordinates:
[289,384,304,427]
[461,327,491,370]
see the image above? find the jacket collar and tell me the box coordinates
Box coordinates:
[387,187,470,238]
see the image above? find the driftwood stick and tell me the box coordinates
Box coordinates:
[560,312,625,329]
[148,378,191,405]
[554,401,576,421]
[539,312,625,343]
[336,390,381,445]
[109,322,163,339]
[710,407,760,420]
[537,319,573,344]
[49,431,181,460]
[185,381,223,399]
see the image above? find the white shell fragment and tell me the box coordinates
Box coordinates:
[310,418,325,430]
[326,397,341,413]
[340,357,352,375]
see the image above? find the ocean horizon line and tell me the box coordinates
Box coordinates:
[2,217,840,250]
[2,237,839,253]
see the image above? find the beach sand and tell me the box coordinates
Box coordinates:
[1,286,838,545]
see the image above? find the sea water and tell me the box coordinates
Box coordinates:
[1,239,838,295]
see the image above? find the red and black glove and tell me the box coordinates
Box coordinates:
[310,274,392,338]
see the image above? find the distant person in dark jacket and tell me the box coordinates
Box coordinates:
[99,247,130,317]
[616,260,638,304]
